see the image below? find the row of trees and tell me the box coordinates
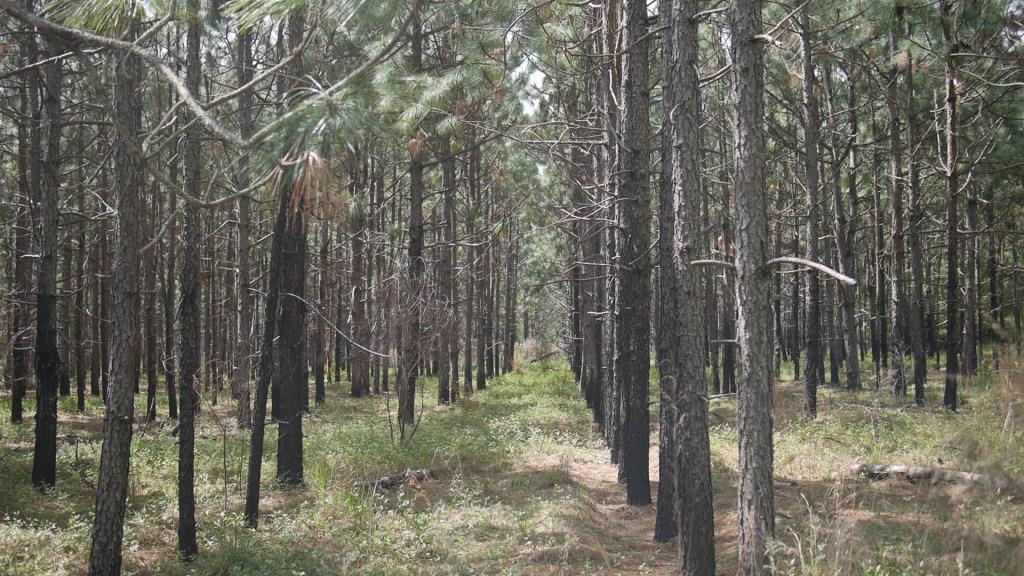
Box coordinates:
[537,0,1021,574]
[0,0,555,573]
[1,0,1022,574]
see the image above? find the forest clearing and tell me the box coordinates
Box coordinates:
[1,0,1023,574]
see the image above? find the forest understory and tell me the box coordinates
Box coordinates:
[1,0,1022,574]
[2,348,1022,576]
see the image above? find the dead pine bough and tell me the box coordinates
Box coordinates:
[355,469,433,491]
[849,463,1023,498]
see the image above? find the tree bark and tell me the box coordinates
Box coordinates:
[941,0,960,411]
[31,36,63,489]
[438,136,457,404]
[732,0,775,572]
[666,0,716,570]
[904,30,927,404]
[799,13,823,417]
[233,28,254,427]
[617,0,652,507]
[886,29,908,396]
[177,1,202,557]
[399,6,425,436]
[88,23,145,571]
[275,9,308,483]
[653,0,677,543]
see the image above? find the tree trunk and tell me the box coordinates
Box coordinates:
[11,49,33,423]
[74,138,87,412]
[653,0,676,542]
[233,28,254,427]
[349,151,370,398]
[799,13,823,417]
[617,0,652,507]
[275,9,308,483]
[732,0,775,572]
[839,67,861,390]
[665,0,716,570]
[177,1,202,557]
[399,6,424,437]
[941,0,960,411]
[32,37,63,489]
[243,143,291,530]
[904,32,927,404]
[886,30,908,396]
[88,24,145,571]
[600,0,620,460]
[438,137,457,404]
[145,179,159,421]
[162,35,179,420]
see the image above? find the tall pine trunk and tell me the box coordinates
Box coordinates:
[32,37,63,489]
[177,0,202,557]
[89,24,145,571]
[617,0,652,507]
[731,0,775,572]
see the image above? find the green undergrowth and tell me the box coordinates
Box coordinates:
[0,363,613,575]
[2,350,1023,575]
[748,354,1024,576]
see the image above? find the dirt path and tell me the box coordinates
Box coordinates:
[561,437,677,574]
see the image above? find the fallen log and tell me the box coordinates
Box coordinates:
[849,463,1022,497]
[355,469,432,491]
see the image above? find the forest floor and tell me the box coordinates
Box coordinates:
[1,349,1024,575]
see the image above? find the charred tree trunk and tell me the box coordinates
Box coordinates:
[32,37,63,489]
[275,9,309,483]
[177,1,202,557]
[617,0,652,507]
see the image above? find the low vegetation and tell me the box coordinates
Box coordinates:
[2,351,1022,575]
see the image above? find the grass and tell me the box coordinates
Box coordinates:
[0,348,1023,575]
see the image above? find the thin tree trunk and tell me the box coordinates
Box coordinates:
[904,31,927,404]
[177,1,202,556]
[398,6,424,436]
[242,147,291,529]
[438,137,456,404]
[941,0,960,411]
[145,179,159,421]
[32,36,64,489]
[617,0,652,507]
[799,13,823,417]
[653,0,677,542]
[74,137,87,412]
[10,52,33,423]
[88,24,145,571]
[887,30,908,396]
[233,28,254,427]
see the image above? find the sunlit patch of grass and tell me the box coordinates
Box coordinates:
[750,348,1024,575]
[4,349,1024,575]
[0,364,652,575]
